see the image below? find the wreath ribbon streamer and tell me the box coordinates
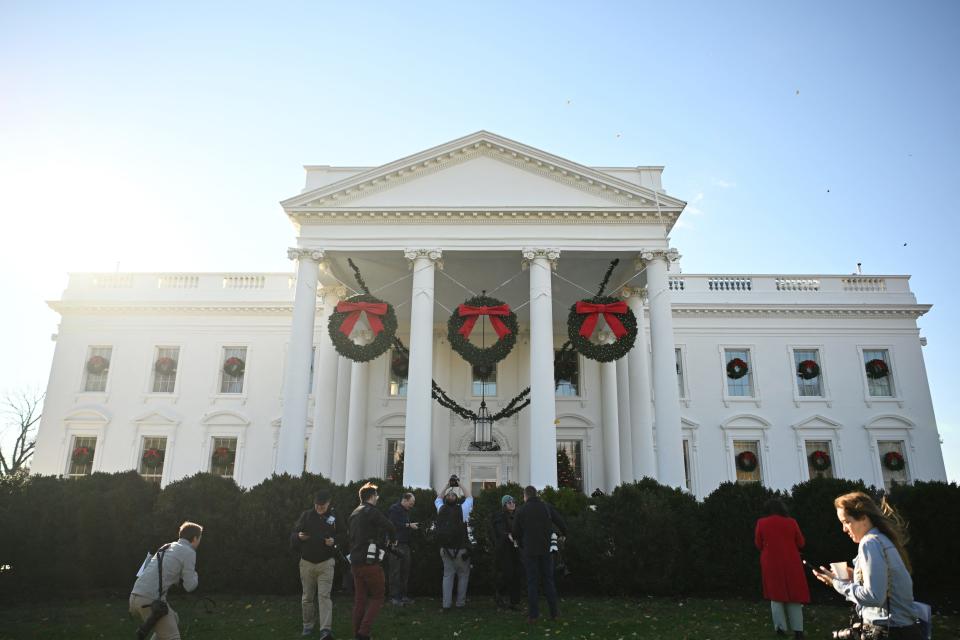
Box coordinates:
[575,300,629,339]
[457,304,513,340]
[335,301,387,336]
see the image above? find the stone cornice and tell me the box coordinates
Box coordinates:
[671,304,931,319]
[48,302,297,315]
[282,207,680,225]
[282,131,687,213]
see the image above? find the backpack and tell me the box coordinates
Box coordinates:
[435,505,463,549]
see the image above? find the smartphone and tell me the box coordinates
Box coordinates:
[802,560,825,575]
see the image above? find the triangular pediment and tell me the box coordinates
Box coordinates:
[282,131,686,214]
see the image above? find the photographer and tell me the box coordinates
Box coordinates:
[435,487,470,611]
[813,491,921,639]
[513,485,566,622]
[387,492,418,606]
[290,491,344,639]
[348,482,396,640]
[129,521,202,640]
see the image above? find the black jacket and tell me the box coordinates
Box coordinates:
[290,507,345,563]
[491,509,516,551]
[512,496,567,557]
[348,502,396,566]
[387,501,414,544]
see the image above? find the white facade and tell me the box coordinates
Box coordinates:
[32,132,947,496]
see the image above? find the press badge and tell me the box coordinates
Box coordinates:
[326,515,335,526]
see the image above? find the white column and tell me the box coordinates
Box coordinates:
[308,285,345,477]
[615,356,633,483]
[600,342,621,492]
[641,249,685,488]
[402,248,442,489]
[276,248,323,475]
[331,356,352,484]
[523,248,560,489]
[624,285,655,480]
[344,338,370,483]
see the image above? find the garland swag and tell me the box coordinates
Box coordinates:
[568,260,637,363]
[447,294,518,368]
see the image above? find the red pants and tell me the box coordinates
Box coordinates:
[351,564,385,637]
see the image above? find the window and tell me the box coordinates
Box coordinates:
[472,363,497,397]
[733,440,761,484]
[209,437,238,478]
[794,348,824,397]
[725,349,754,397]
[220,346,247,394]
[682,438,692,491]
[151,346,180,393]
[138,436,167,483]
[388,349,408,397]
[385,438,404,482]
[555,349,579,397]
[676,347,686,399]
[67,436,97,478]
[82,346,112,392]
[556,440,584,492]
[864,349,895,397]
[804,440,834,479]
[470,465,499,497]
[878,440,909,489]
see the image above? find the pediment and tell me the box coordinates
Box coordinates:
[282,131,686,215]
[792,414,842,431]
[201,410,251,427]
[133,408,181,425]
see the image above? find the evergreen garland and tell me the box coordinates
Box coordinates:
[447,294,518,368]
[327,259,398,363]
[568,259,638,362]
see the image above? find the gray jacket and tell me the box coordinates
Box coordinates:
[131,538,198,600]
[831,529,916,627]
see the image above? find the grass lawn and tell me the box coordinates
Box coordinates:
[1,593,958,639]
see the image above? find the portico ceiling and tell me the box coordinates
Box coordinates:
[319,249,648,330]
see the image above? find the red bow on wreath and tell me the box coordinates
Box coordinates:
[457,304,513,340]
[575,301,629,339]
[335,301,388,336]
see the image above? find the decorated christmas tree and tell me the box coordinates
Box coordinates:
[388,450,404,483]
[557,448,579,490]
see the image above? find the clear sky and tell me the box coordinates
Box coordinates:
[1,1,958,481]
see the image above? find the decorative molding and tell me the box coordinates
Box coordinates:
[403,248,443,264]
[285,208,681,225]
[287,248,325,262]
[521,247,560,269]
[673,305,930,320]
[638,248,681,264]
[621,285,648,301]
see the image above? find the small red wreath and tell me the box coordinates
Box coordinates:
[727,357,749,380]
[809,450,831,472]
[390,353,409,379]
[736,450,758,472]
[142,448,164,469]
[71,446,93,465]
[86,355,109,375]
[865,358,889,380]
[155,356,177,375]
[211,446,234,466]
[882,450,905,472]
[223,357,245,378]
[797,359,820,380]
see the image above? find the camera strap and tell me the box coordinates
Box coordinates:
[155,543,172,601]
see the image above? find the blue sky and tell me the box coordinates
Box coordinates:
[1,1,958,481]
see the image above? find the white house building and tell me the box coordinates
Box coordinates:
[31,131,948,496]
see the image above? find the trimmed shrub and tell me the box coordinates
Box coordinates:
[888,481,960,597]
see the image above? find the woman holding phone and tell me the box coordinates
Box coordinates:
[755,498,810,639]
[813,491,921,639]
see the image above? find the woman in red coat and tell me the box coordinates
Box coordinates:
[755,499,810,639]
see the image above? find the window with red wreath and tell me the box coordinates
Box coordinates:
[151,346,180,393]
[864,349,894,397]
[138,436,167,483]
[82,346,112,392]
[210,437,238,478]
[793,349,824,397]
[220,346,247,394]
[733,440,761,484]
[68,436,97,478]
[724,349,754,397]
[878,440,909,489]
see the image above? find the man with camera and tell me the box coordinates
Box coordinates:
[513,485,566,623]
[290,491,344,638]
[129,521,203,640]
[386,492,418,606]
[348,482,396,640]
[435,485,471,611]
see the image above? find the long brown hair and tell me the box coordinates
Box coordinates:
[834,491,911,573]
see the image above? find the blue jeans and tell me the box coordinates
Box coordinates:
[523,553,558,619]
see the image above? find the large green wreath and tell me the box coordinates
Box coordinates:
[567,295,638,363]
[447,294,518,367]
[328,294,398,363]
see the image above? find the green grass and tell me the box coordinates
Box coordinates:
[1,593,958,639]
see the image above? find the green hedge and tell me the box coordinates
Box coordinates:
[1,471,956,605]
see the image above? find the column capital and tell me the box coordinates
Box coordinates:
[636,248,680,266]
[319,285,348,302]
[287,247,325,262]
[621,285,648,301]
[521,247,560,269]
[404,248,443,269]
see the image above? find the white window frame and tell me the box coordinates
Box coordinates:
[212,343,250,402]
[385,347,409,400]
[145,344,183,399]
[676,344,690,406]
[555,415,594,492]
[719,345,761,407]
[681,417,700,496]
[383,433,405,480]
[720,414,771,484]
[60,408,110,476]
[78,345,114,398]
[554,345,582,400]
[132,410,180,486]
[863,415,915,488]
[470,361,499,399]
[787,344,831,406]
[200,410,250,484]
[791,415,843,481]
[856,345,902,407]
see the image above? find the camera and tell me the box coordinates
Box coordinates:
[449,478,459,488]
[136,599,169,639]
[831,622,883,640]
